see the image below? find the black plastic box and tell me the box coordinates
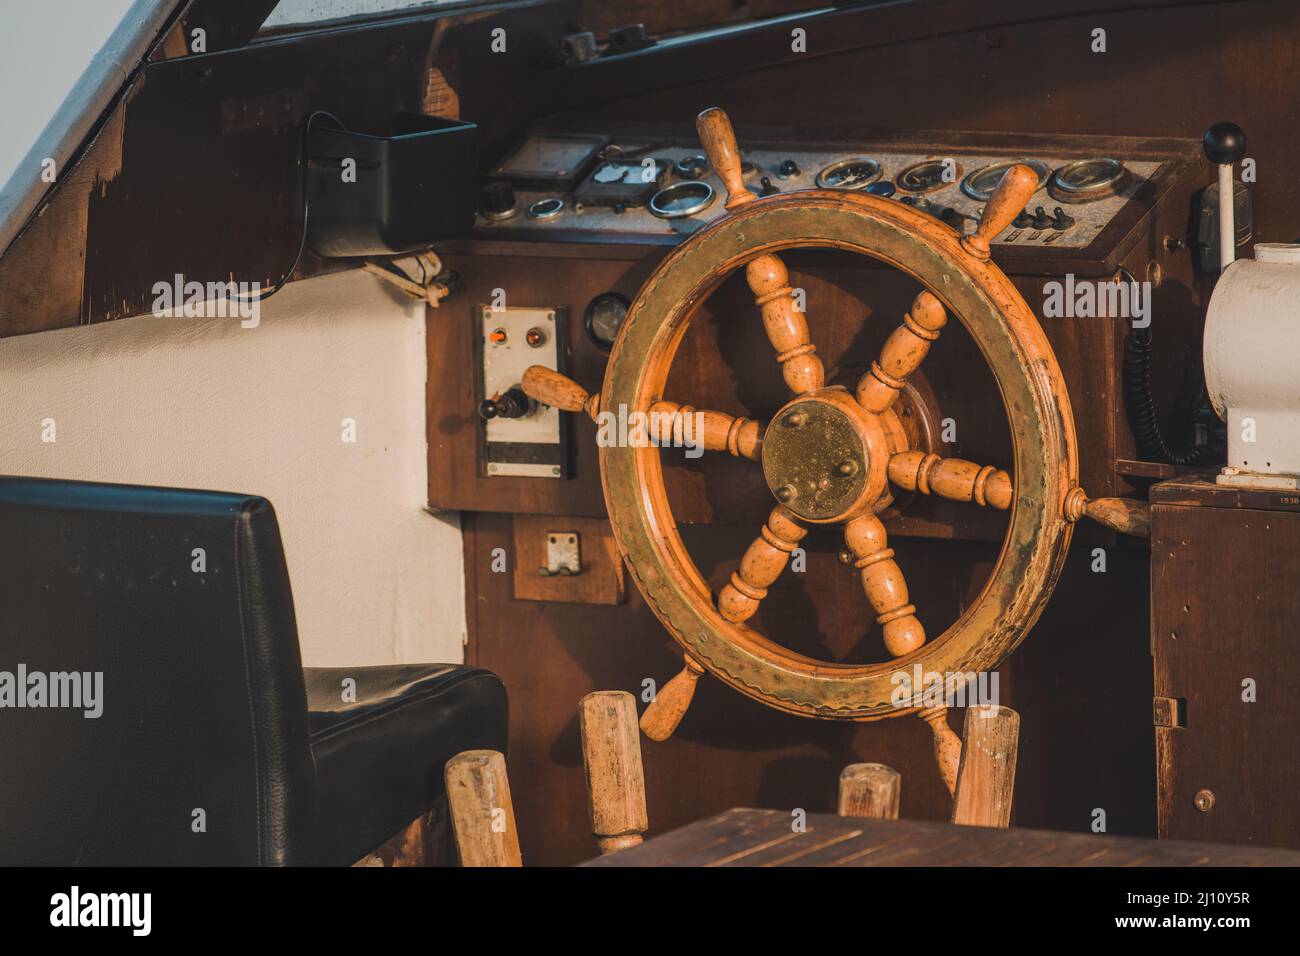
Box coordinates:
[306,112,478,258]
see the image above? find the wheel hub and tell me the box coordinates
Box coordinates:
[760,387,890,522]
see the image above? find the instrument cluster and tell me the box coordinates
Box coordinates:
[475,131,1162,251]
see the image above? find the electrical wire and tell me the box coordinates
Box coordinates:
[1122,326,1202,466]
[232,109,343,304]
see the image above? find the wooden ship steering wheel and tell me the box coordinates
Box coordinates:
[521,108,1147,795]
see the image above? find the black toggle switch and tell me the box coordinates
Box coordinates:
[479,386,532,420]
[1032,205,1052,230]
[759,176,780,196]
[1051,206,1075,230]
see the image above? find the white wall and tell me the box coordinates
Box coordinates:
[0,270,466,666]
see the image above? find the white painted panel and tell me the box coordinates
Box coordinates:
[0,270,465,667]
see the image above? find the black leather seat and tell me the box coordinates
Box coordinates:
[0,475,507,866]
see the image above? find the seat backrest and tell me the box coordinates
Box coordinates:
[0,476,315,865]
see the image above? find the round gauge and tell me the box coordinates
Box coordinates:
[648,181,716,219]
[960,159,1050,202]
[526,197,565,221]
[585,292,630,350]
[1049,158,1130,203]
[896,159,960,194]
[814,157,882,190]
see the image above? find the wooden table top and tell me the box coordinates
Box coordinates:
[582,808,1300,867]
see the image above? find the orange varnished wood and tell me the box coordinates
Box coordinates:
[888,451,1014,510]
[639,654,706,742]
[745,255,826,395]
[718,505,806,623]
[842,513,923,656]
[522,364,600,419]
[646,400,763,460]
[918,706,963,798]
[856,290,948,414]
[960,163,1039,260]
[521,365,762,460]
[1064,487,1152,537]
[696,107,756,209]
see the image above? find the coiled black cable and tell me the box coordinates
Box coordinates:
[1122,327,1202,466]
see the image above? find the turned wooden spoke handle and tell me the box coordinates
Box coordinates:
[579,691,649,853]
[640,655,706,742]
[843,514,924,656]
[888,451,1014,510]
[696,107,756,209]
[918,706,962,798]
[952,704,1020,828]
[746,255,825,394]
[521,365,599,419]
[1064,487,1151,537]
[838,763,901,820]
[857,291,948,413]
[646,401,763,460]
[961,163,1039,260]
[717,505,807,624]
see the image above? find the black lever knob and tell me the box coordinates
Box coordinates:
[1203,122,1247,165]
[479,386,532,420]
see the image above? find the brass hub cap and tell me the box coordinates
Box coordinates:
[761,387,890,522]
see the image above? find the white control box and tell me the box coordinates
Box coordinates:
[477,305,566,478]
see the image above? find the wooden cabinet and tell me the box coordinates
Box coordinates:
[1151,477,1300,849]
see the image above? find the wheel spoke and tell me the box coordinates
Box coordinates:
[841,514,924,657]
[887,451,1013,510]
[744,254,826,395]
[855,290,948,414]
[647,400,762,461]
[843,513,960,796]
[717,506,806,623]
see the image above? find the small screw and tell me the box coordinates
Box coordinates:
[1193,789,1215,812]
[776,484,798,502]
[817,477,831,490]
[835,460,859,477]
[784,411,808,428]
[837,549,853,565]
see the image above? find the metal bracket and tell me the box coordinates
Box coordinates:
[539,532,582,577]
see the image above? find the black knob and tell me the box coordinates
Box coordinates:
[1203,122,1247,165]
[777,159,800,179]
[479,387,532,420]
[481,180,517,216]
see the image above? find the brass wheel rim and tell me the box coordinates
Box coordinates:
[601,190,1077,720]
